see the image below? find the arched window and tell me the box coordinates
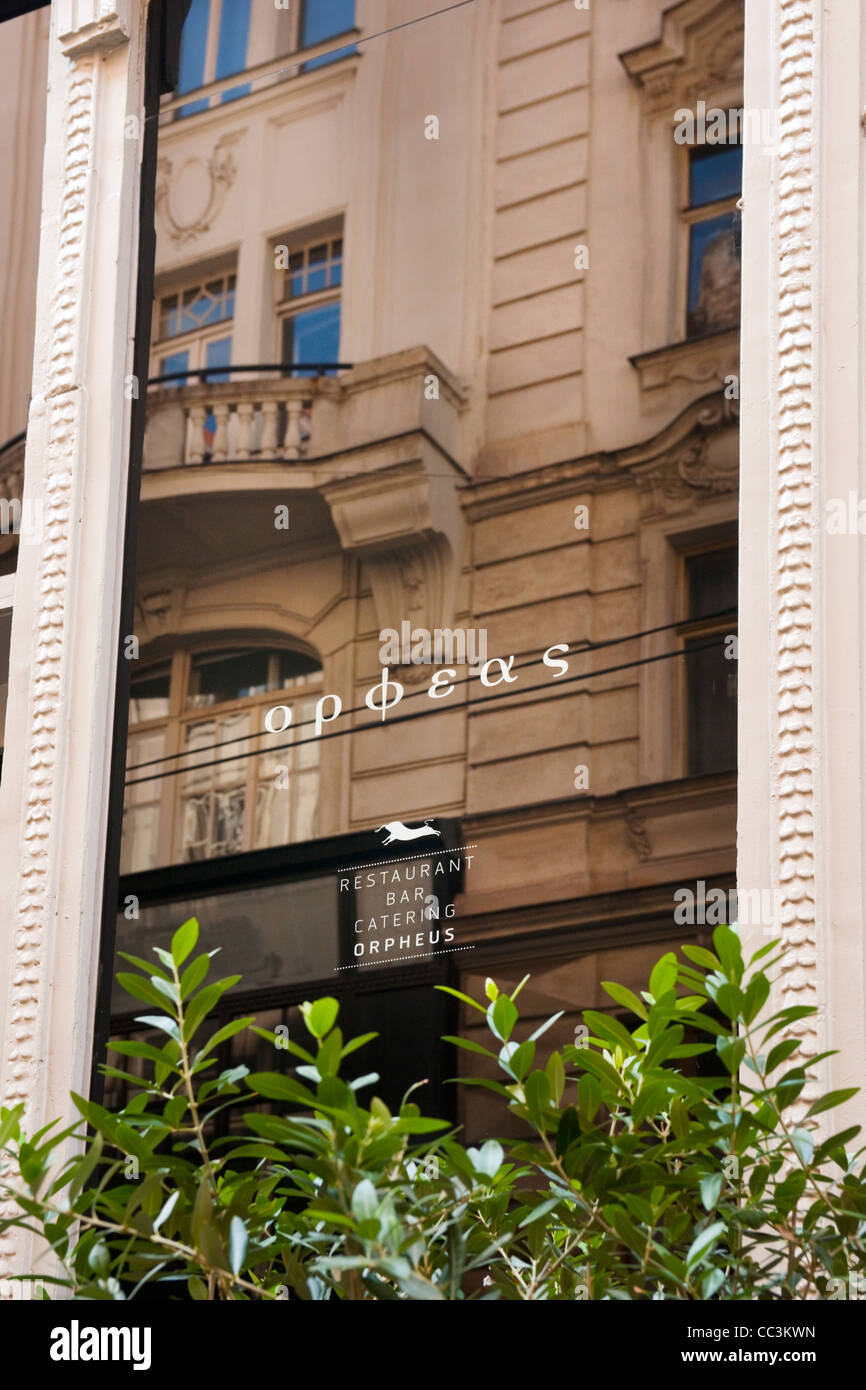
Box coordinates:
[121,643,322,873]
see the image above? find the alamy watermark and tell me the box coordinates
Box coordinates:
[378,622,488,669]
[674,880,786,932]
[674,100,778,150]
[0,497,43,545]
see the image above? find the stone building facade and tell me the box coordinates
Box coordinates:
[0,0,745,1158]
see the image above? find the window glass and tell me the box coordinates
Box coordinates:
[282,302,342,376]
[687,548,738,621]
[187,647,321,708]
[301,0,356,65]
[216,0,251,79]
[283,240,342,301]
[685,548,738,776]
[686,637,737,775]
[687,211,741,337]
[689,144,743,208]
[177,0,210,94]
[204,335,232,382]
[111,874,341,1013]
[129,665,171,722]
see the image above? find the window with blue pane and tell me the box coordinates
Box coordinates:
[685,144,741,338]
[300,0,356,70]
[175,0,252,117]
[155,272,236,458]
[277,236,343,376]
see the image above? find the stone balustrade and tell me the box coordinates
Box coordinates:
[143,375,327,471]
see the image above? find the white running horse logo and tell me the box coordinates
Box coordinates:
[376,820,442,846]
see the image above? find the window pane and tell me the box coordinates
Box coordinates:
[301,0,355,48]
[277,650,322,685]
[283,302,341,375]
[179,711,251,860]
[687,212,741,337]
[159,294,179,337]
[177,0,212,116]
[112,875,340,1011]
[129,665,171,722]
[189,649,272,707]
[204,334,232,382]
[687,549,738,621]
[689,143,742,208]
[159,350,190,386]
[216,0,251,79]
[177,0,211,93]
[122,727,168,874]
[686,635,737,775]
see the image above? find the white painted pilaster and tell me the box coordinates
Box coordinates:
[0,0,149,1277]
[740,0,866,1121]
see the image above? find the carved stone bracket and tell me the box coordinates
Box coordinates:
[321,459,463,675]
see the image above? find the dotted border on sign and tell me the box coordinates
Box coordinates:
[334,945,476,971]
[337,844,478,873]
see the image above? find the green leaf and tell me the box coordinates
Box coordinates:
[700,1172,723,1212]
[577,1073,601,1127]
[434,985,487,1014]
[116,974,174,1010]
[171,917,199,968]
[681,944,722,971]
[742,972,770,1024]
[686,1220,726,1271]
[806,1088,860,1119]
[182,978,241,1042]
[484,978,499,1001]
[194,1017,254,1063]
[441,1035,498,1060]
[584,1010,637,1054]
[601,981,648,1021]
[545,1050,565,1104]
[303,997,339,1040]
[68,1132,104,1199]
[713,925,743,983]
[524,1069,551,1128]
[116,952,170,981]
[790,1128,814,1165]
[649,953,678,1001]
[518,1197,561,1229]
[351,1179,379,1224]
[490,994,518,1043]
[153,1190,179,1234]
[179,953,210,1000]
[229,1214,248,1276]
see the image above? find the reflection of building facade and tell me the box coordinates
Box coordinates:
[0,0,745,1148]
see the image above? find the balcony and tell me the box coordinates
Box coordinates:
[142,346,466,482]
[0,348,469,648]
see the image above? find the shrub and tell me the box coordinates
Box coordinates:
[1,920,865,1299]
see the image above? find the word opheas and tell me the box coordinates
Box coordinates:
[264,645,575,740]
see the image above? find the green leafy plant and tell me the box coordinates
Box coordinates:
[1,919,864,1299]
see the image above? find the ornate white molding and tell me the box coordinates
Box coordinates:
[156,132,244,245]
[620,0,744,116]
[767,0,819,1057]
[0,0,148,1282]
[615,391,739,519]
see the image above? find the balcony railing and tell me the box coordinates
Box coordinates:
[144,364,351,469]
